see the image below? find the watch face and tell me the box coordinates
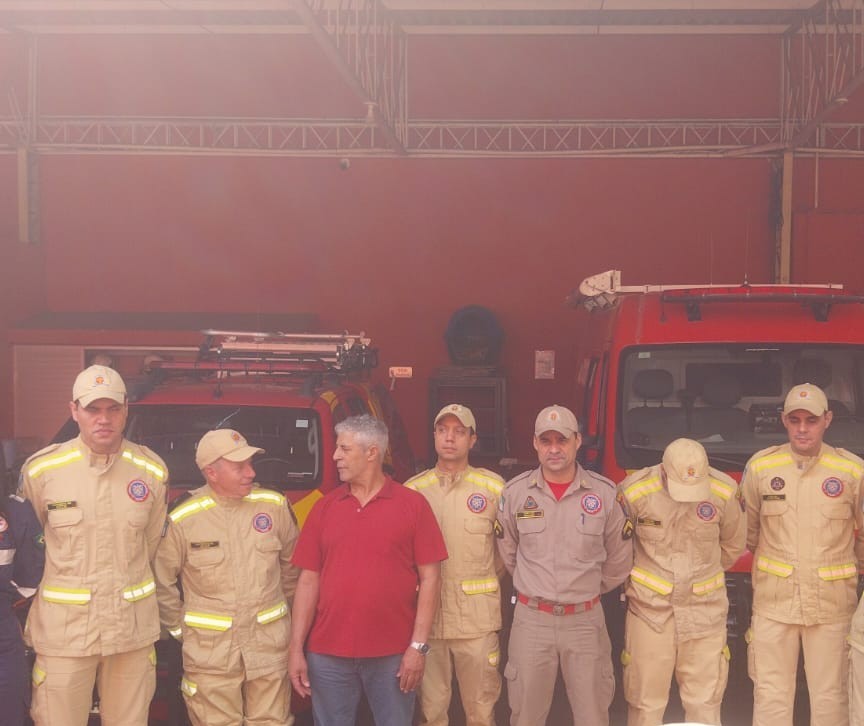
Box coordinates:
[420,643,430,654]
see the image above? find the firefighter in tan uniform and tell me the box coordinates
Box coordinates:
[405,404,503,726]
[20,365,168,726]
[497,405,633,726]
[618,438,745,726]
[153,428,299,726]
[742,383,864,726]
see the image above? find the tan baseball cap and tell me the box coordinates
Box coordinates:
[195,429,264,469]
[534,405,579,437]
[662,438,711,502]
[783,383,829,416]
[72,365,127,407]
[434,404,477,432]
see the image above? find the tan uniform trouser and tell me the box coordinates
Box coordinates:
[504,601,613,726]
[418,631,501,726]
[850,645,864,726]
[748,613,850,726]
[31,644,156,726]
[622,611,728,726]
[183,666,292,726]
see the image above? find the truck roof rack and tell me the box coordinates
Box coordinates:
[569,269,859,321]
[147,330,378,376]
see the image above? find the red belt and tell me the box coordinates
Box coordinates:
[517,593,600,615]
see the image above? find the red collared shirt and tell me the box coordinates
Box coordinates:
[293,478,447,657]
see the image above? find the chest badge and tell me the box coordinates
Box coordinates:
[253,512,273,533]
[467,493,488,513]
[581,493,602,515]
[523,496,538,510]
[696,501,717,522]
[127,480,150,502]
[770,477,785,491]
[822,477,844,498]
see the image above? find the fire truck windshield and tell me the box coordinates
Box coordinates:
[617,343,864,470]
[125,404,321,491]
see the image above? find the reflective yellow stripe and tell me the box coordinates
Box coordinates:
[181,677,197,697]
[291,489,323,528]
[692,572,725,596]
[405,471,438,491]
[28,449,83,477]
[488,649,500,667]
[621,650,632,666]
[244,489,285,506]
[630,567,673,595]
[722,644,731,661]
[123,578,155,602]
[121,450,166,481]
[464,471,504,496]
[820,454,863,480]
[623,476,662,503]
[818,562,858,581]
[319,390,338,410]
[756,556,794,577]
[709,478,734,501]
[170,496,217,523]
[32,664,46,687]
[169,627,182,640]
[148,647,157,666]
[751,453,793,473]
[257,601,288,625]
[461,578,499,595]
[42,586,91,604]
[184,611,233,631]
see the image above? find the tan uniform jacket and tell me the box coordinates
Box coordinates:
[497,465,633,603]
[619,465,746,640]
[742,443,864,625]
[405,465,503,639]
[153,484,299,680]
[20,437,168,657]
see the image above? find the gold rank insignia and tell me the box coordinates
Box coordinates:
[516,510,544,519]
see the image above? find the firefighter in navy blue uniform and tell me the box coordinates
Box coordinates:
[1,493,45,726]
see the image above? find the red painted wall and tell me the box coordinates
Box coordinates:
[1,31,862,462]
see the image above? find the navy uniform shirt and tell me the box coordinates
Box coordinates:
[0,494,45,616]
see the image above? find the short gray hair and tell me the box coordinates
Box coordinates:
[335,414,389,458]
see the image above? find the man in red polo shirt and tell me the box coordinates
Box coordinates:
[288,414,447,726]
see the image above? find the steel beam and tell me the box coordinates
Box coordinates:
[782,0,864,147]
[293,0,407,153]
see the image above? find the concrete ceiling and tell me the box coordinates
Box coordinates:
[0,0,828,35]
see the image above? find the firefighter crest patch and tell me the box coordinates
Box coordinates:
[127,480,150,502]
[253,513,273,533]
[696,501,717,522]
[581,493,602,515]
[467,493,488,513]
[822,477,844,498]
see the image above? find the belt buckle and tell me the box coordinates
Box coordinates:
[551,604,565,616]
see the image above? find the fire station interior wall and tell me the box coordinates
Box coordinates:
[1,32,863,464]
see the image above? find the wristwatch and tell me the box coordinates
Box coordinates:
[410,641,430,655]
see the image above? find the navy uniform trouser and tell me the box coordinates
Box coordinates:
[0,610,27,726]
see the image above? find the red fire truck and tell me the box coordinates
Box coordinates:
[569,270,864,681]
